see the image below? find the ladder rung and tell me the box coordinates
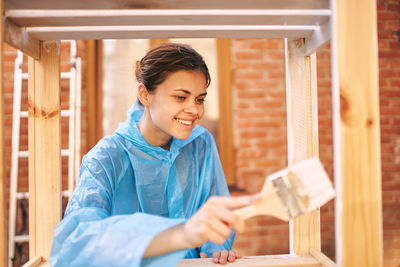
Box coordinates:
[22,72,72,80]
[14,235,29,243]
[15,190,71,200]
[20,110,70,118]
[16,192,29,199]
[18,149,70,158]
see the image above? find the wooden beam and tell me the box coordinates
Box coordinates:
[85,40,103,153]
[310,248,336,267]
[177,254,321,267]
[4,0,329,10]
[6,9,331,27]
[3,18,40,60]
[22,256,51,267]
[0,0,7,266]
[24,25,317,40]
[216,39,235,186]
[332,0,383,266]
[28,41,62,260]
[285,38,320,254]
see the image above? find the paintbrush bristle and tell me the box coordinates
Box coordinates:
[268,157,335,219]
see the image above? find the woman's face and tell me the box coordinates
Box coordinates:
[145,69,207,141]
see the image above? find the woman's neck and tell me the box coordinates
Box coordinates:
[137,110,171,150]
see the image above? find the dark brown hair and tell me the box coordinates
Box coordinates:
[135,43,211,94]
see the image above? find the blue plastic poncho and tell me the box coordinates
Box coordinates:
[50,102,234,267]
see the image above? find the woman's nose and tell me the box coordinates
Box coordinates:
[184,101,199,115]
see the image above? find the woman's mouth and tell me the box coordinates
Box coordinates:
[175,118,193,126]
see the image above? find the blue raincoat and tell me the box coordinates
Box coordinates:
[50,102,234,266]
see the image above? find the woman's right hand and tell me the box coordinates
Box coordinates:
[182,194,260,249]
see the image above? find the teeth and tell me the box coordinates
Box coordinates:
[176,119,192,125]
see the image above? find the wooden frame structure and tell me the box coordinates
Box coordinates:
[0,0,382,266]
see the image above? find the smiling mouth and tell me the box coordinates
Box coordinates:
[175,118,193,126]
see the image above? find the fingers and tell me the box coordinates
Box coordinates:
[199,252,208,258]
[209,194,260,210]
[212,251,220,264]
[228,250,236,262]
[235,250,242,259]
[211,250,242,264]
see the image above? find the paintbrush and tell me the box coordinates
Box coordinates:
[235,157,335,221]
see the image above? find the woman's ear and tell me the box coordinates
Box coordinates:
[137,83,150,107]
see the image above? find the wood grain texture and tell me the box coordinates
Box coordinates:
[0,0,7,265]
[217,39,236,186]
[178,254,321,267]
[85,40,103,153]
[285,39,320,253]
[6,9,330,27]
[28,41,62,260]
[333,0,383,266]
[309,248,336,267]
[3,18,40,59]
[4,0,329,10]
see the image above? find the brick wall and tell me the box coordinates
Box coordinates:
[232,1,400,266]
[1,0,399,264]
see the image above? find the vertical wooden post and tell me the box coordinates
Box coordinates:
[332,0,383,266]
[217,39,236,186]
[149,39,169,48]
[285,39,320,254]
[28,41,62,260]
[0,0,7,265]
[85,40,103,153]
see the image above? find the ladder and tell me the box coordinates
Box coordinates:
[8,41,82,267]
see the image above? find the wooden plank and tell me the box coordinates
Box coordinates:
[178,254,321,267]
[216,39,235,186]
[0,0,7,266]
[28,41,62,260]
[5,0,329,10]
[6,9,330,27]
[24,25,317,40]
[332,0,383,266]
[3,18,40,59]
[285,38,320,254]
[309,248,336,267]
[85,40,103,153]
[22,256,42,267]
[22,256,51,267]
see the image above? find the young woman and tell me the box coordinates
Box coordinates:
[50,43,258,266]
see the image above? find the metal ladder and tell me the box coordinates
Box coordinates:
[8,41,82,267]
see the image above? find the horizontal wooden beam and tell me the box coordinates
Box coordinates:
[177,254,321,266]
[24,25,317,40]
[22,256,50,267]
[3,18,40,59]
[310,248,337,267]
[6,9,330,27]
[5,0,329,10]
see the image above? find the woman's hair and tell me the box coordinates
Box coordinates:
[135,43,211,93]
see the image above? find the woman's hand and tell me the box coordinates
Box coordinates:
[143,194,258,258]
[182,195,259,249]
[200,250,242,264]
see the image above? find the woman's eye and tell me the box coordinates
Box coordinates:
[196,98,205,104]
[175,96,186,101]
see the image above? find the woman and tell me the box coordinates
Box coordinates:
[50,43,258,266]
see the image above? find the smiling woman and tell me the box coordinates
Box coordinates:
[49,42,258,267]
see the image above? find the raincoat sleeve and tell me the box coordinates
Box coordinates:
[50,144,188,267]
[198,132,236,257]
